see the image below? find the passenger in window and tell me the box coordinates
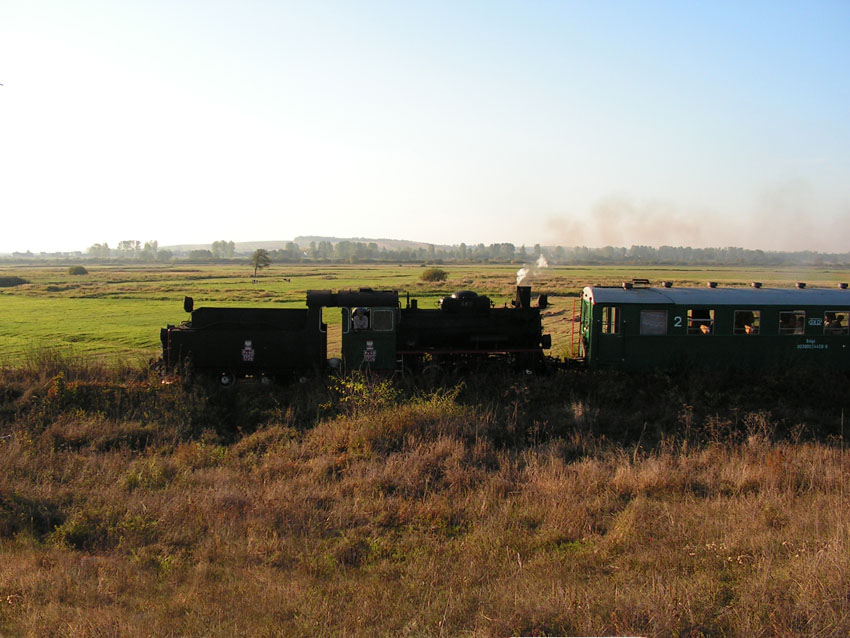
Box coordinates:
[779,313,800,335]
[351,307,370,330]
[734,311,755,335]
[824,312,836,332]
[825,313,847,335]
[688,309,712,335]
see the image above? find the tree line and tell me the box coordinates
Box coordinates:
[4,240,849,267]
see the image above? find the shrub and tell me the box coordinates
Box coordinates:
[421,267,448,282]
[0,276,28,287]
[67,265,88,275]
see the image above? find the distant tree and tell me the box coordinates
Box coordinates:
[67,265,88,275]
[317,241,333,260]
[252,249,271,277]
[334,241,355,261]
[156,249,173,262]
[117,240,141,256]
[552,245,566,263]
[211,240,236,259]
[285,242,302,261]
[87,243,111,258]
[492,243,515,261]
[141,240,159,262]
[189,249,214,260]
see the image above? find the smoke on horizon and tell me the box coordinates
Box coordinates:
[546,184,849,252]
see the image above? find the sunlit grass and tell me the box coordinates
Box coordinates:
[2,262,849,365]
[1,357,850,636]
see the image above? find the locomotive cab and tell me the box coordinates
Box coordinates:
[307,288,401,372]
[341,302,398,371]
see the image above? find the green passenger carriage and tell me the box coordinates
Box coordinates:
[578,280,850,370]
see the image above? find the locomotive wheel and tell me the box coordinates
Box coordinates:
[421,362,445,383]
[219,372,235,387]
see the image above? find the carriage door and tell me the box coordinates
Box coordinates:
[596,305,623,364]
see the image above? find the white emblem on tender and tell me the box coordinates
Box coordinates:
[363,339,377,362]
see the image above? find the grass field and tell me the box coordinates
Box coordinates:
[2,262,850,636]
[1,357,850,636]
[4,262,850,364]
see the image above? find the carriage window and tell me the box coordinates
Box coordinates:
[601,306,619,334]
[734,310,760,335]
[824,311,849,335]
[688,309,714,335]
[371,309,394,332]
[779,311,805,335]
[640,310,667,335]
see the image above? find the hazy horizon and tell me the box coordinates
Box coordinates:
[2,1,848,254]
[3,233,850,258]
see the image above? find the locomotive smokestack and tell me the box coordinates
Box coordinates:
[516,286,531,309]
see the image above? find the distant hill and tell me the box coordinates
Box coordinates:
[293,236,452,251]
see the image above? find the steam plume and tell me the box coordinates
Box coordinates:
[517,254,549,285]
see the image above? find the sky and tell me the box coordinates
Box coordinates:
[1,0,849,254]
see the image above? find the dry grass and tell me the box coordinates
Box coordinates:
[1,363,850,636]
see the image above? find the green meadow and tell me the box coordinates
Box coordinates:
[2,262,850,364]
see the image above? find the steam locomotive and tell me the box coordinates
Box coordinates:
[160,285,551,384]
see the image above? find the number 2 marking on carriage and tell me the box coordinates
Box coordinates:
[673,316,683,328]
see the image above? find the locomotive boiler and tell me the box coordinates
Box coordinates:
[316,285,551,373]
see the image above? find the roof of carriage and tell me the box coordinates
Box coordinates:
[583,284,850,307]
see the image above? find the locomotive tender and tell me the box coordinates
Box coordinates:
[161,285,551,383]
[160,296,327,385]
[577,279,850,370]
